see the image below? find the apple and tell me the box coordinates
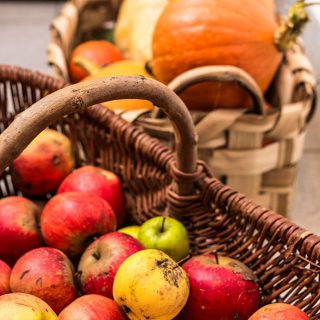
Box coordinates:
[180,254,261,320]
[12,128,74,197]
[0,196,42,265]
[10,247,78,314]
[58,294,126,320]
[248,303,309,320]
[0,292,57,320]
[0,260,10,296]
[138,216,189,262]
[118,225,140,239]
[57,165,126,226]
[77,231,143,298]
[41,191,116,257]
[113,249,190,320]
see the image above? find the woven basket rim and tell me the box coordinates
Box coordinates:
[0,64,319,258]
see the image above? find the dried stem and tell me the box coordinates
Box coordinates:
[275,0,319,52]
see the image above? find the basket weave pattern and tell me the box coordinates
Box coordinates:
[0,65,319,318]
[47,0,317,216]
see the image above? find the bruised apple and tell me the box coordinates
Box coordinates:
[10,247,77,313]
[12,129,74,197]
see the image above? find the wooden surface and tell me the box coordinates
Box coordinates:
[0,1,319,235]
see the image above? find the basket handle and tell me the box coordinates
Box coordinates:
[0,76,197,195]
[165,65,266,115]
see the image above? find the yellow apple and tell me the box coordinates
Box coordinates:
[118,225,141,239]
[0,293,57,320]
[113,249,189,320]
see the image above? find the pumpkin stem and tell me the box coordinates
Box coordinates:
[73,56,101,76]
[275,0,318,52]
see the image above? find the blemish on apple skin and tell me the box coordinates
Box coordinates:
[20,270,30,280]
[35,277,42,287]
[122,305,131,314]
[156,258,182,288]
[51,155,61,166]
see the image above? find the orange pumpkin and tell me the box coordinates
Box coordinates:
[152,0,282,111]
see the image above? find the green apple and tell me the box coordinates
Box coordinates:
[138,217,189,262]
[118,225,141,239]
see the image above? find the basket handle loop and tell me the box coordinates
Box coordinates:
[166,65,266,115]
[0,76,198,195]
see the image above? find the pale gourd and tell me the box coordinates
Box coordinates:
[114,0,168,64]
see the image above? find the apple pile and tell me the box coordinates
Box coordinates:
[0,128,310,320]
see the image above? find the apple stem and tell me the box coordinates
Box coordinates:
[92,252,101,260]
[177,255,191,266]
[214,252,220,264]
[161,217,166,233]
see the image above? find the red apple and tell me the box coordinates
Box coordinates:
[248,303,309,320]
[0,196,42,265]
[41,192,116,257]
[10,247,77,314]
[77,231,143,298]
[12,128,74,197]
[180,254,261,320]
[58,294,126,320]
[0,292,57,319]
[58,165,126,226]
[0,260,11,296]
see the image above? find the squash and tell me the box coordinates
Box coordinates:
[73,57,154,111]
[152,0,309,111]
[114,0,168,64]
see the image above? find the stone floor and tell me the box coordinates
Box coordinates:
[0,1,319,234]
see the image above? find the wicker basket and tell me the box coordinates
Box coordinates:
[47,0,317,216]
[0,65,319,319]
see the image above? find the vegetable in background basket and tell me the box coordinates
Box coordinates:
[12,129,74,198]
[248,303,309,320]
[152,0,311,111]
[114,0,169,63]
[68,40,123,83]
[179,254,261,320]
[73,57,154,112]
